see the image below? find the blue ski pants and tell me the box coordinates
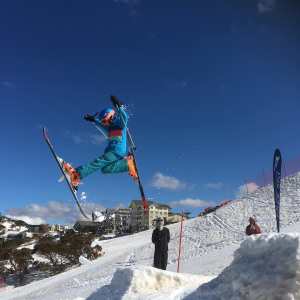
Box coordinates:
[76,151,129,179]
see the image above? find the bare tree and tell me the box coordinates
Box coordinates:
[8,248,33,285]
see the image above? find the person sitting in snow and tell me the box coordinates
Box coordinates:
[61,96,138,189]
[246,216,261,236]
[152,217,170,270]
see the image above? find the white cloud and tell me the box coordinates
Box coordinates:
[152,173,186,190]
[205,182,224,190]
[257,0,276,14]
[237,182,259,198]
[6,200,105,224]
[7,215,46,225]
[170,198,211,208]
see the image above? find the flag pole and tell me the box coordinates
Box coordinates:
[177,212,184,272]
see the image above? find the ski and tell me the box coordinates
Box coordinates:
[42,127,91,220]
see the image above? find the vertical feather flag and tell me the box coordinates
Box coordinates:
[273,149,282,233]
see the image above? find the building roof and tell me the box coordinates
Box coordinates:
[116,208,131,212]
[74,221,100,227]
[129,200,171,209]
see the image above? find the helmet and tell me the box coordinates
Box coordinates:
[98,108,114,120]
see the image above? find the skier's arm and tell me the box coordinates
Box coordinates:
[110,95,128,127]
[114,105,128,128]
[84,113,109,136]
[84,113,97,123]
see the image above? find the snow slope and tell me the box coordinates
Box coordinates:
[183,233,300,300]
[88,233,300,300]
[2,172,300,300]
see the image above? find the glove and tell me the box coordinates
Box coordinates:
[110,95,124,108]
[84,113,97,122]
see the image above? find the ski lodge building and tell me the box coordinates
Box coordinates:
[129,200,171,232]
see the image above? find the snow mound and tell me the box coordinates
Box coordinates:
[128,267,211,295]
[187,233,300,300]
[87,266,212,300]
[88,233,300,299]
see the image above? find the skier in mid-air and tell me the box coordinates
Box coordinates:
[61,96,138,189]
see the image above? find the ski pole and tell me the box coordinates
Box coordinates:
[93,124,108,139]
[110,95,136,151]
[127,129,136,151]
[119,110,136,151]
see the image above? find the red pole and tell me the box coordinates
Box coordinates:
[177,212,184,273]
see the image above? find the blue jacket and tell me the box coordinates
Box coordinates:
[95,106,128,156]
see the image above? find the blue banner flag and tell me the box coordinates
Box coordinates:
[273,148,282,233]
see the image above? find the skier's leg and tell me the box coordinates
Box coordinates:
[101,154,138,179]
[76,152,119,179]
[75,151,137,179]
[101,156,128,174]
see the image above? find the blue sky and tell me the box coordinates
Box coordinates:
[1,0,300,224]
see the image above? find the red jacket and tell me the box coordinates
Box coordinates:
[246,223,261,236]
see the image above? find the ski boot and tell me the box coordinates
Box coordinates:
[126,155,138,181]
[57,157,81,189]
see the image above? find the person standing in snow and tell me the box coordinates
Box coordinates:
[61,96,138,189]
[246,217,261,236]
[152,217,170,270]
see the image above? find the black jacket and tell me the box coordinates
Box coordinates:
[152,227,170,252]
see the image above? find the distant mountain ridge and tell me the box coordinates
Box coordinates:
[0,215,30,230]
